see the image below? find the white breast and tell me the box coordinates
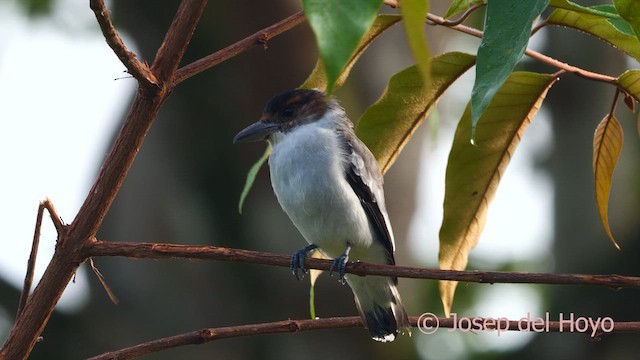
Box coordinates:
[268,118,373,258]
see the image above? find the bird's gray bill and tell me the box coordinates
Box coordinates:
[233,122,280,143]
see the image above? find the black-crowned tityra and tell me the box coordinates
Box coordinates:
[234,89,410,341]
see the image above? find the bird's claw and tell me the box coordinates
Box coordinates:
[330,245,351,285]
[290,244,317,280]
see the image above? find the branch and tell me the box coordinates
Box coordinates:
[87,317,363,360]
[84,241,640,288]
[173,10,306,85]
[16,199,64,317]
[88,316,640,360]
[0,1,209,358]
[150,0,209,84]
[423,13,617,85]
[89,0,158,88]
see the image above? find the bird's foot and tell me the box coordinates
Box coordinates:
[290,244,318,280]
[330,245,352,285]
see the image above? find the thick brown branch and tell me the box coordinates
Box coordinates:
[173,10,306,85]
[84,241,640,288]
[88,316,640,360]
[0,2,209,359]
[89,0,158,88]
[151,0,209,84]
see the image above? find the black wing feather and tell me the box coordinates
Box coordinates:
[342,136,395,266]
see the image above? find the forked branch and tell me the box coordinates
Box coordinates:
[89,0,158,88]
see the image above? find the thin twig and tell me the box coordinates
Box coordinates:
[608,88,621,118]
[87,316,640,360]
[428,3,486,26]
[424,12,617,85]
[89,0,158,88]
[17,202,45,317]
[173,10,306,85]
[89,258,119,305]
[84,241,640,288]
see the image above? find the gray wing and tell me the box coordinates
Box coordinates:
[341,134,396,266]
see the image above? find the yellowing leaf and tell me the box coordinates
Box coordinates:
[300,15,402,92]
[308,250,326,319]
[356,52,476,173]
[617,70,640,102]
[593,114,624,250]
[439,72,558,316]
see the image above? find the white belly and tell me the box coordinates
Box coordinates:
[268,123,373,259]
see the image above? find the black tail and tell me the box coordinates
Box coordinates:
[346,275,410,342]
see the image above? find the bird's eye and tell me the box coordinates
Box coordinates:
[282,107,294,117]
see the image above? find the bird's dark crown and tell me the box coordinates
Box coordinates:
[260,89,328,130]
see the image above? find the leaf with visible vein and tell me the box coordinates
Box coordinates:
[593,114,623,250]
[301,15,401,92]
[302,0,383,94]
[547,7,640,62]
[471,0,549,139]
[439,72,558,316]
[550,0,625,19]
[356,52,477,173]
[614,0,640,41]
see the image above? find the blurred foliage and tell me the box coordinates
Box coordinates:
[18,0,55,16]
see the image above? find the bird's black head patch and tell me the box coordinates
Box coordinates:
[260,89,328,131]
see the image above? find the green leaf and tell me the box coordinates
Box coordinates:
[550,2,634,36]
[550,0,624,19]
[614,0,640,40]
[593,113,624,250]
[439,72,558,316]
[471,0,549,139]
[238,145,271,214]
[400,0,431,86]
[444,0,485,19]
[300,15,402,92]
[302,0,384,94]
[547,8,640,62]
[591,5,636,36]
[356,52,477,173]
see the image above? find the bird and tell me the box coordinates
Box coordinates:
[233,88,410,342]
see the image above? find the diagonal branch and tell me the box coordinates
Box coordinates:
[88,316,640,360]
[83,240,640,288]
[173,10,306,85]
[150,0,209,84]
[89,0,158,88]
[1,1,209,359]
